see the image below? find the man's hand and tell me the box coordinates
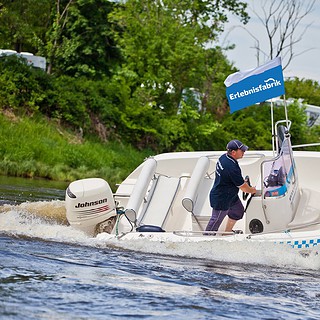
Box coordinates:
[240,182,256,194]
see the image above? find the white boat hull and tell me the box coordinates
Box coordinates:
[65,131,320,258]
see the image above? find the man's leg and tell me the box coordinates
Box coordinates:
[226,198,244,232]
[225,218,237,232]
[205,209,227,232]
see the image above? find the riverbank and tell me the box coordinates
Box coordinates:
[0,111,152,191]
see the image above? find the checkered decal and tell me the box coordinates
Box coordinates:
[278,238,320,249]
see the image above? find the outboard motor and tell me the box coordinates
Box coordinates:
[65,178,117,236]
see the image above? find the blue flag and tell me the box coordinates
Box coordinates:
[225,57,285,113]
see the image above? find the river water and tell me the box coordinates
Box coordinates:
[0,176,320,319]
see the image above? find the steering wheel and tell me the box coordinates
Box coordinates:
[242,175,251,201]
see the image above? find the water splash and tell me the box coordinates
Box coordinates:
[1,200,319,271]
[94,233,320,271]
[0,201,88,244]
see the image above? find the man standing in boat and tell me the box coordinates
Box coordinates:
[206,139,256,234]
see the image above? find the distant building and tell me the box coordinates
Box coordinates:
[0,49,46,71]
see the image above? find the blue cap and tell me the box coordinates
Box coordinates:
[227,139,248,152]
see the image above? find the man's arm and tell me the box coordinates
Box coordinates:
[239,182,256,194]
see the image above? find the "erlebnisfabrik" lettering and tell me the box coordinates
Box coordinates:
[228,78,282,101]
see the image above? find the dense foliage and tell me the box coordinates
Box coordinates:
[285,78,320,106]
[0,0,319,182]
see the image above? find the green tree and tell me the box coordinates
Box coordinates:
[106,0,249,150]
[0,55,50,113]
[0,0,51,53]
[220,101,310,150]
[285,78,320,106]
[45,0,75,75]
[110,0,248,113]
[46,0,120,78]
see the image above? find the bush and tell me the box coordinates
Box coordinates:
[0,55,50,113]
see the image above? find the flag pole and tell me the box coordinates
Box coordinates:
[283,94,289,129]
[270,99,275,156]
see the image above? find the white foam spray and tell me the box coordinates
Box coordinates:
[1,201,319,271]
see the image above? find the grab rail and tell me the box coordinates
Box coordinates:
[292,142,320,149]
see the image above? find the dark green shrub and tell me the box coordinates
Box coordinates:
[0,55,50,113]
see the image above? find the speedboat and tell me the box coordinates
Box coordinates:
[65,119,320,256]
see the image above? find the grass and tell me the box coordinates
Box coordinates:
[0,111,153,191]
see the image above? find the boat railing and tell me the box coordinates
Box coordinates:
[292,142,320,149]
[207,153,266,160]
[173,219,320,238]
[207,154,267,180]
[173,230,235,237]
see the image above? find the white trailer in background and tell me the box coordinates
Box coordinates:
[0,49,46,71]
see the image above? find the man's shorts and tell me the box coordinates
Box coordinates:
[227,198,245,220]
[205,198,244,232]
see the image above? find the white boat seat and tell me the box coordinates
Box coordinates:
[182,156,213,217]
[188,178,213,216]
[138,175,181,228]
[181,156,214,231]
[125,158,157,221]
